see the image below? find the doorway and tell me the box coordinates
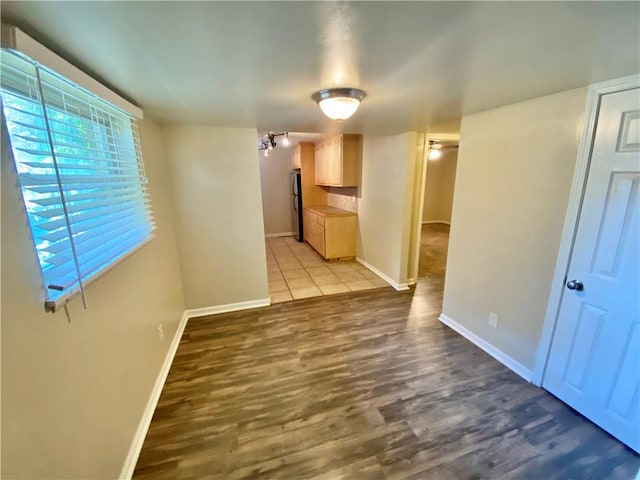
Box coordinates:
[534,78,639,453]
[417,140,458,279]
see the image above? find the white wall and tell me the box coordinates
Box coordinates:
[443,87,588,370]
[358,132,418,286]
[161,126,269,309]
[422,148,458,223]
[1,118,186,479]
[259,146,295,235]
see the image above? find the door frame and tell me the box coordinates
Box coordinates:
[531,73,640,386]
[408,132,459,284]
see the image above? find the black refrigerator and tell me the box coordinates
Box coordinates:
[291,170,303,242]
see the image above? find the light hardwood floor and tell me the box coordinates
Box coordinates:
[134,279,639,479]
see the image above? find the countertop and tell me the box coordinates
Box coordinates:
[304,205,357,217]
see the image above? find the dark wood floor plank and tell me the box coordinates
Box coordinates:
[134,279,639,479]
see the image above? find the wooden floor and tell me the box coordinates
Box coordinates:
[134,279,639,479]
[418,223,450,279]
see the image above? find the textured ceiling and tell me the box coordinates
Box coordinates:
[2,1,639,135]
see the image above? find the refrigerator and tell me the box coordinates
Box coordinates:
[291,170,303,242]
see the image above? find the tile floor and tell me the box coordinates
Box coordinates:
[266,236,389,303]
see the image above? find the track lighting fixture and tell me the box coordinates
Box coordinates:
[258,132,290,156]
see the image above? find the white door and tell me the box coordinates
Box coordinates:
[543,87,640,452]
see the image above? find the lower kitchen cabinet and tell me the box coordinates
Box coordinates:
[303,206,357,260]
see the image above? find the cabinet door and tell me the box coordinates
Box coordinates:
[328,137,343,185]
[324,215,357,259]
[292,145,301,169]
[315,143,326,184]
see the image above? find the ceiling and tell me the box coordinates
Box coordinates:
[2,2,639,135]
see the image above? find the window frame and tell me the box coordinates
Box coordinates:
[1,44,153,313]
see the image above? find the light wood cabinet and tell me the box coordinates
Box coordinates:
[291,144,302,169]
[314,134,361,187]
[297,142,327,207]
[303,206,357,260]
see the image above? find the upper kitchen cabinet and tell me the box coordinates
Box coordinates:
[291,144,302,169]
[295,142,327,207]
[315,134,362,187]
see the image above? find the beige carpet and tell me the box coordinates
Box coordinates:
[418,222,450,278]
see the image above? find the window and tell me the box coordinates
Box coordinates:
[1,50,154,312]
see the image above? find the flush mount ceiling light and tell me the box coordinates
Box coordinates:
[311,88,367,122]
[257,131,290,157]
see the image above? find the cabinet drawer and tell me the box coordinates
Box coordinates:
[303,208,324,227]
[305,228,325,256]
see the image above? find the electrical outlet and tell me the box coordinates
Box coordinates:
[488,313,498,329]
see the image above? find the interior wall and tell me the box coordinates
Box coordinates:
[443,86,588,370]
[1,118,186,479]
[161,125,269,309]
[422,148,458,223]
[357,132,418,286]
[259,145,295,235]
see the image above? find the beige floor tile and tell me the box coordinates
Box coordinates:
[336,270,367,282]
[286,276,317,289]
[371,278,389,288]
[279,260,304,271]
[267,264,282,274]
[268,271,284,282]
[270,290,293,303]
[283,269,310,280]
[274,253,296,262]
[297,255,326,266]
[268,280,289,293]
[300,260,325,268]
[267,238,288,247]
[305,266,332,276]
[283,237,300,245]
[311,273,342,286]
[319,283,351,295]
[296,251,320,259]
[359,269,380,280]
[329,263,357,273]
[290,286,322,299]
[345,280,376,291]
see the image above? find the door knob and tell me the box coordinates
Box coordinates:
[566,279,584,291]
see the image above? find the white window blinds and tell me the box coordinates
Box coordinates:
[1,50,154,312]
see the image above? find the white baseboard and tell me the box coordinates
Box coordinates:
[421,220,451,225]
[356,257,410,291]
[119,311,189,479]
[264,232,295,238]
[438,313,533,382]
[119,297,271,479]
[185,298,271,319]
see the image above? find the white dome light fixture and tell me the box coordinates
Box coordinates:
[311,88,367,122]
